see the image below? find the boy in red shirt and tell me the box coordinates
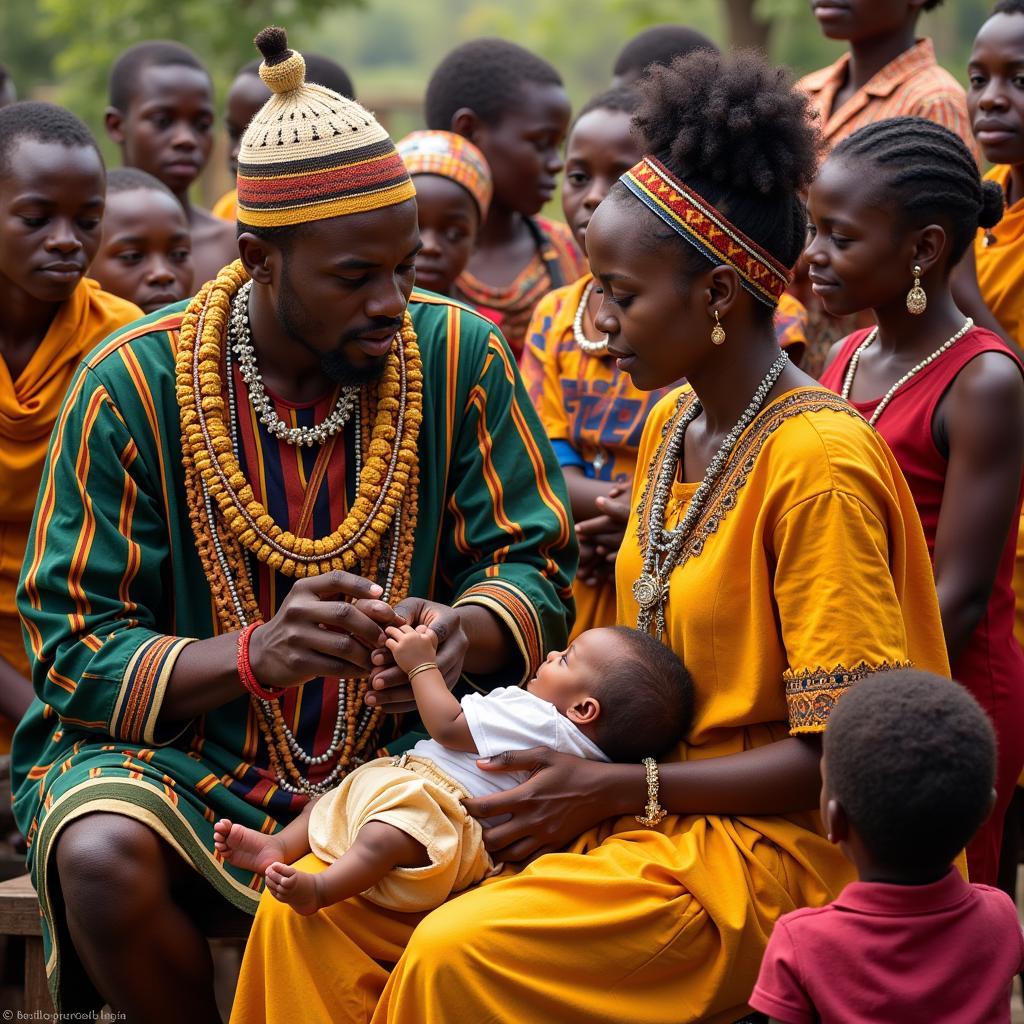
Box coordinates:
[750,669,1024,1024]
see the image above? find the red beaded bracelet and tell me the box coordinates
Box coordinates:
[237,622,284,701]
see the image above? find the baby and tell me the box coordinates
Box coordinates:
[215,624,692,915]
[750,669,1024,1023]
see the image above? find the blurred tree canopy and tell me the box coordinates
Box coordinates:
[0,0,997,201]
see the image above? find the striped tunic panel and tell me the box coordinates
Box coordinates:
[11,290,575,1008]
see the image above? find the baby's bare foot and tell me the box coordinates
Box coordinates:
[265,861,322,916]
[213,819,287,875]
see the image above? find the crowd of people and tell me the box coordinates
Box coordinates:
[2,1,1024,1021]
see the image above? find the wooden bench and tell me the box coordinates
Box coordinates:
[0,874,53,1012]
[0,873,250,1015]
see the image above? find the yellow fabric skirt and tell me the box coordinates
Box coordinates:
[308,755,491,913]
[231,809,852,1024]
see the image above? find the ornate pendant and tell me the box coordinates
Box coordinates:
[633,572,663,612]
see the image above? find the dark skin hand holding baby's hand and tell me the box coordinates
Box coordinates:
[384,623,439,673]
[366,598,469,713]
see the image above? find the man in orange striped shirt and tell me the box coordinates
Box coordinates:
[792,1,993,376]
[798,1,979,162]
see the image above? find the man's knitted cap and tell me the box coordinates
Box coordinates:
[237,27,414,228]
[397,130,493,220]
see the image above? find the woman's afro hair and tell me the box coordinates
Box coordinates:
[628,48,821,273]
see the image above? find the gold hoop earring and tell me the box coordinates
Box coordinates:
[906,265,927,316]
[710,310,726,346]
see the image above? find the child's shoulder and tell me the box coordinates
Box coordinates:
[774,902,841,934]
[967,883,1024,927]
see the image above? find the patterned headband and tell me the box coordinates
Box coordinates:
[620,156,790,307]
[397,130,493,220]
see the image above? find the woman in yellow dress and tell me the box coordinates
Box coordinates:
[231,51,948,1024]
[522,87,812,640]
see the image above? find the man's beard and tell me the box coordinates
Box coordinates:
[276,264,400,387]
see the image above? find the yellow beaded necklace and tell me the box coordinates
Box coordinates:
[176,262,423,795]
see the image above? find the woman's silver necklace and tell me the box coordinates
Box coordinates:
[840,318,973,427]
[229,280,359,447]
[634,350,789,638]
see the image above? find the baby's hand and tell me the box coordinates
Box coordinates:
[384,623,439,675]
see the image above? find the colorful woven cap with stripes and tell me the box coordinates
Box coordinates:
[237,26,415,228]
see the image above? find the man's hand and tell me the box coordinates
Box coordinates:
[368,599,468,712]
[248,571,403,689]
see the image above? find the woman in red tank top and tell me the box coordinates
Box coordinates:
[811,117,1024,886]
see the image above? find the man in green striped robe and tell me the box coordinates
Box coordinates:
[12,35,575,1016]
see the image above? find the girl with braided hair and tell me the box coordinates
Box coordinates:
[235,51,948,1024]
[815,116,1024,886]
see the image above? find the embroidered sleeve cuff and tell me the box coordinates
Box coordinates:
[785,660,911,734]
[110,634,196,745]
[454,580,544,686]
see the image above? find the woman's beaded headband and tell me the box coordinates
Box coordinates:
[620,156,790,308]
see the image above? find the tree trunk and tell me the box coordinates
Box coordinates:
[723,0,773,52]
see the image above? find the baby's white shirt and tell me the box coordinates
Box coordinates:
[411,686,609,798]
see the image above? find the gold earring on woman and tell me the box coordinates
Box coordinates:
[711,310,726,346]
[906,265,927,315]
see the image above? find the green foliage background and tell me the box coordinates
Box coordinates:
[0,0,993,202]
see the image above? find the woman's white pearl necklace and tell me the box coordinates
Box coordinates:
[573,280,609,355]
[840,318,973,427]
[229,280,360,447]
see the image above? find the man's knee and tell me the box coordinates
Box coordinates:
[55,814,169,935]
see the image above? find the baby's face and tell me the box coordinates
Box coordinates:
[526,628,617,714]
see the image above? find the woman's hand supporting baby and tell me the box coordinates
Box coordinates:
[463,749,638,862]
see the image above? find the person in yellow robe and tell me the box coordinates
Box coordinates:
[966,0,1024,887]
[0,102,141,752]
[232,51,949,1024]
[523,88,813,639]
[968,5,1024,658]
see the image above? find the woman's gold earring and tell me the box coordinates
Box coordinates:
[711,310,726,346]
[906,265,927,315]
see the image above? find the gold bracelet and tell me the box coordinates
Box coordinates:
[635,757,667,828]
[407,662,438,681]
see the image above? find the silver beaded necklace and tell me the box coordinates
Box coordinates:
[572,280,609,355]
[230,281,360,447]
[213,333,396,797]
[633,350,789,638]
[840,318,973,427]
